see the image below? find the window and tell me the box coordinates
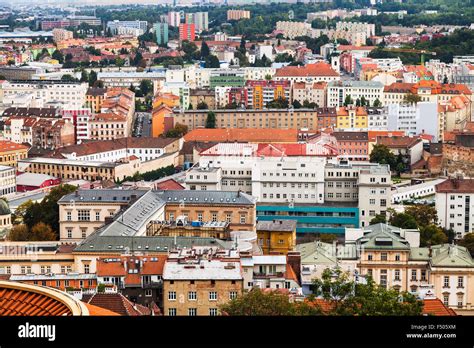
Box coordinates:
[443,294,449,306]
[411,270,417,281]
[67,228,72,239]
[240,214,246,224]
[381,253,387,261]
[66,211,72,221]
[77,210,90,221]
[229,291,238,300]
[395,254,400,261]
[369,199,375,205]
[394,270,400,281]
[95,212,100,221]
[81,228,87,239]
[168,308,176,316]
[209,291,217,301]
[211,212,218,222]
[197,213,203,222]
[457,294,463,308]
[145,289,152,297]
[168,291,177,301]
[458,276,464,288]
[443,276,449,288]
[367,254,373,261]
[209,308,218,316]
[421,270,426,281]
[188,291,197,300]
[188,308,197,316]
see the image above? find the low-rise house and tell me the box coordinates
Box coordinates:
[162,247,243,316]
[256,219,297,255]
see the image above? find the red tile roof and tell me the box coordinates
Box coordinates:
[0,140,29,153]
[376,135,422,148]
[275,62,339,78]
[86,293,153,316]
[367,130,405,142]
[183,128,299,143]
[422,299,456,316]
[435,178,474,194]
[154,179,185,191]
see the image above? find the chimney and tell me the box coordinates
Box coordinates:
[287,251,301,284]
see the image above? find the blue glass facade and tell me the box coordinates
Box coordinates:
[256,205,359,234]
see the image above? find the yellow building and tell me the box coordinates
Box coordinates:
[0,140,29,167]
[256,219,297,255]
[152,92,180,109]
[86,87,107,113]
[162,249,243,316]
[336,106,368,129]
[152,104,173,137]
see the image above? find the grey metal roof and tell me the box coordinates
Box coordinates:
[257,219,297,232]
[156,190,256,205]
[58,189,148,204]
[100,191,165,237]
[74,235,229,253]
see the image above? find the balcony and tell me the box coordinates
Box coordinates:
[253,272,284,279]
[142,280,163,289]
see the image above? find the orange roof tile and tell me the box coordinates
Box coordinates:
[0,140,29,153]
[183,128,299,143]
[422,298,457,316]
[275,62,339,78]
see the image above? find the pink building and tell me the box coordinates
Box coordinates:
[333,131,369,161]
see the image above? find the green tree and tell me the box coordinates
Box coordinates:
[89,70,98,86]
[205,111,216,128]
[370,214,387,225]
[200,40,210,58]
[197,101,209,110]
[343,95,354,106]
[139,79,153,96]
[404,93,422,104]
[292,99,302,109]
[459,233,474,256]
[165,123,188,138]
[7,224,29,241]
[311,268,423,316]
[22,184,77,236]
[80,70,89,83]
[370,144,396,167]
[267,97,289,109]
[52,50,64,63]
[204,55,220,68]
[373,98,382,107]
[420,224,448,247]
[389,212,418,230]
[404,205,438,228]
[219,288,322,316]
[30,222,56,241]
[61,74,78,82]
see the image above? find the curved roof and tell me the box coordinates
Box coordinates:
[0,280,89,316]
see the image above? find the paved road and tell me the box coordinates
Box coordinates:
[133,112,151,137]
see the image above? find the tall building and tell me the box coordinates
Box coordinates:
[167,11,181,27]
[154,22,169,45]
[185,12,208,32]
[227,9,251,21]
[179,23,196,41]
[435,178,474,239]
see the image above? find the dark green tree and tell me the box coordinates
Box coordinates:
[219,288,322,316]
[197,101,209,110]
[200,40,210,58]
[205,111,216,128]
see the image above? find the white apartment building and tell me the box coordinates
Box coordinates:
[167,12,181,27]
[106,20,148,34]
[0,165,16,198]
[185,12,208,32]
[97,71,165,93]
[292,82,327,107]
[2,80,88,109]
[186,167,222,191]
[243,67,277,81]
[334,21,375,46]
[425,59,463,83]
[275,21,312,39]
[367,107,388,130]
[327,80,384,107]
[60,108,91,144]
[192,143,334,204]
[386,102,440,141]
[325,161,392,228]
[436,179,474,239]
